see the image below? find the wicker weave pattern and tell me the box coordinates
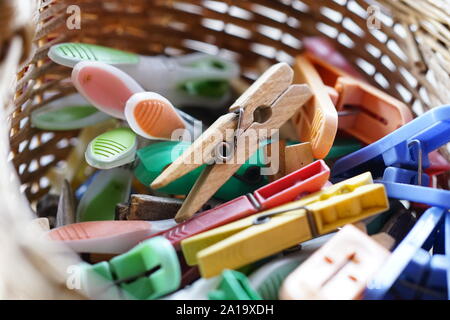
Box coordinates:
[0,0,84,299]
[9,0,450,203]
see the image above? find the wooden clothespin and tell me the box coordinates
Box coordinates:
[265,139,286,182]
[267,141,314,182]
[29,217,50,232]
[55,179,76,228]
[151,63,313,222]
[284,142,314,175]
[116,194,222,221]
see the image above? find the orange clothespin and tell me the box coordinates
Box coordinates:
[151,63,313,222]
[295,53,413,145]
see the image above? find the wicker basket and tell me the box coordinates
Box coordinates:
[2,0,450,299]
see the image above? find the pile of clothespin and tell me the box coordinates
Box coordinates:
[33,37,450,300]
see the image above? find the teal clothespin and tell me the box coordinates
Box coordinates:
[208,270,262,300]
[134,141,269,201]
[325,138,362,160]
[81,237,181,300]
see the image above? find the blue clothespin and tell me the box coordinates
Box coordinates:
[446,211,450,299]
[391,248,447,300]
[365,207,448,300]
[389,211,450,300]
[332,105,450,208]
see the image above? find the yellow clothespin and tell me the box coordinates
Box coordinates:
[181,172,388,278]
[151,63,313,222]
[279,224,391,300]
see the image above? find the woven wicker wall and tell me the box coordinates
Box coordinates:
[0,0,84,299]
[9,0,450,205]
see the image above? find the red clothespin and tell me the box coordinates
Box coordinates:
[149,160,330,249]
[303,37,365,80]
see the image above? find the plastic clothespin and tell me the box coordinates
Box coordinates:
[298,53,413,145]
[116,194,183,221]
[148,160,330,249]
[303,37,365,79]
[389,247,448,300]
[49,42,239,108]
[280,224,391,300]
[30,93,111,131]
[76,167,132,222]
[283,142,314,176]
[248,233,335,300]
[74,170,99,201]
[81,236,181,300]
[427,151,450,177]
[151,63,313,222]
[208,270,261,300]
[85,127,137,169]
[47,119,118,194]
[325,138,363,160]
[71,61,201,141]
[48,220,177,254]
[334,76,413,143]
[364,206,447,300]
[178,253,201,289]
[181,172,389,278]
[333,105,450,209]
[134,140,269,201]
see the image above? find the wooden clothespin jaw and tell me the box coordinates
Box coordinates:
[152,63,313,222]
[55,179,76,228]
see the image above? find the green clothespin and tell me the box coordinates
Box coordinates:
[85,128,137,170]
[76,167,132,222]
[31,94,111,131]
[178,58,232,99]
[81,237,181,300]
[134,141,269,201]
[208,270,262,300]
